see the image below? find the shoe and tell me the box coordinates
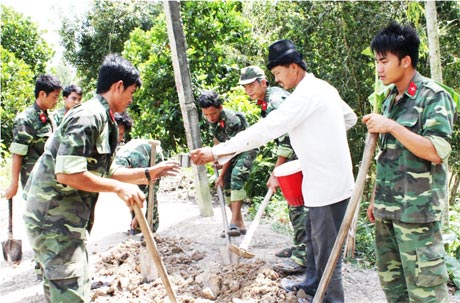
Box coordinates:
[220,224,242,238]
[275,246,294,258]
[280,278,316,296]
[273,258,306,275]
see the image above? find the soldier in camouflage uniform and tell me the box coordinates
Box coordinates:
[54,84,83,127]
[23,54,179,303]
[198,90,257,237]
[363,22,455,303]
[239,66,308,274]
[5,74,62,201]
[111,112,163,234]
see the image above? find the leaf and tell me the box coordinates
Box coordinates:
[434,81,460,112]
[445,255,460,289]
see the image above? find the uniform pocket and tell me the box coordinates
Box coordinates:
[415,243,448,287]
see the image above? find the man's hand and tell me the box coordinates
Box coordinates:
[190,147,214,165]
[266,174,279,193]
[367,201,375,223]
[4,183,18,200]
[116,183,146,210]
[149,160,180,182]
[362,113,396,134]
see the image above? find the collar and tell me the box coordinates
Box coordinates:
[95,95,116,123]
[403,71,423,100]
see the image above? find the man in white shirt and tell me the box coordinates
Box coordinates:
[191,39,357,302]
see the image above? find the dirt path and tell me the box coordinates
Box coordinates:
[0,170,456,302]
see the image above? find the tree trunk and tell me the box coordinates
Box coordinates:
[425,0,449,227]
[164,0,213,217]
[425,1,443,83]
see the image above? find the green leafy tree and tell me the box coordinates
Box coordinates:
[59,0,161,93]
[0,4,53,75]
[122,1,259,152]
[0,47,35,161]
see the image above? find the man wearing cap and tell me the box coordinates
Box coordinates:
[192,40,357,302]
[239,65,308,275]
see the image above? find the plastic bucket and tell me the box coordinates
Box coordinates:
[273,160,304,207]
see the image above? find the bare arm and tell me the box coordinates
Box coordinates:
[57,171,145,208]
[5,154,23,199]
[363,113,441,164]
[266,156,288,192]
[111,161,180,184]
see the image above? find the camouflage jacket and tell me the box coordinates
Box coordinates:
[374,72,456,223]
[110,139,163,195]
[209,108,248,143]
[53,107,66,127]
[10,102,55,188]
[259,86,295,160]
[23,95,118,239]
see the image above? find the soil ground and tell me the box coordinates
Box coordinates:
[1,169,458,302]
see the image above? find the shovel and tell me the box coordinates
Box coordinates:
[2,198,22,265]
[133,203,177,303]
[214,165,238,264]
[230,189,273,259]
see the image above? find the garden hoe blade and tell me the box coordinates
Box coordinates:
[2,199,22,265]
[230,189,273,259]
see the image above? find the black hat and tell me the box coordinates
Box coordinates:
[267,39,305,70]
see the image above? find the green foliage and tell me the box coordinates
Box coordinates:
[59,0,160,93]
[122,1,259,152]
[446,255,460,289]
[0,4,53,75]
[0,46,35,162]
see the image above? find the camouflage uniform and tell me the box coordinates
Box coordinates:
[23,95,118,303]
[10,102,55,189]
[110,139,162,233]
[210,108,257,202]
[261,86,308,267]
[53,107,66,127]
[374,72,455,303]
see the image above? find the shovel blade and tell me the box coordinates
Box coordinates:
[2,239,23,265]
[229,244,255,259]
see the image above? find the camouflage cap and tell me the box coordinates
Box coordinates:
[238,66,266,85]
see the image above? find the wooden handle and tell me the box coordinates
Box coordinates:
[133,204,177,303]
[147,142,157,228]
[8,198,13,237]
[313,133,377,303]
[239,189,273,250]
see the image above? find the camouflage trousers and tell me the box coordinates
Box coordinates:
[375,219,449,303]
[131,188,159,233]
[288,205,308,266]
[223,150,257,203]
[25,222,90,303]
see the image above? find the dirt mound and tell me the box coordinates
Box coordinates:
[90,235,297,303]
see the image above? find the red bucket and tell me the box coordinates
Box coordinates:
[274,160,304,207]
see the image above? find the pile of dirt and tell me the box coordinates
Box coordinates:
[90,235,297,303]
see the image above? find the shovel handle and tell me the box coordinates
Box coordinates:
[239,189,273,250]
[133,204,177,303]
[8,199,13,237]
[213,165,231,244]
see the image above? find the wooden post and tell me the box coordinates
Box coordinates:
[164,0,213,217]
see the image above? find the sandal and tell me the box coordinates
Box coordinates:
[275,246,294,258]
[273,258,306,275]
[220,224,241,238]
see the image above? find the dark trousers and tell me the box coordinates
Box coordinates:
[302,198,348,303]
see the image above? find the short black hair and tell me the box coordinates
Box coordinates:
[63,84,83,98]
[371,21,420,68]
[96,54,142,94]
[114,111,133,134]
[198,90,223,109]
[34,74,62,99]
